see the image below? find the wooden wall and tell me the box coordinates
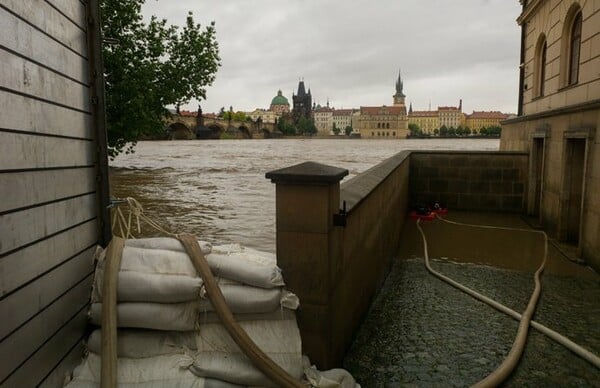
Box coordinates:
[0,0,108,386]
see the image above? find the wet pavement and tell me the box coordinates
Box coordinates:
[344,215,600,387]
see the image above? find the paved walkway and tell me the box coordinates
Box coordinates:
[343,257,600,387]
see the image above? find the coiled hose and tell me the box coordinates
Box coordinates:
[415,215,600,387]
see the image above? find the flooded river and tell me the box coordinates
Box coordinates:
[110,138,499,252]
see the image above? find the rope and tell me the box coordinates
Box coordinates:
[110,197,177,239]
[416,215,600,386]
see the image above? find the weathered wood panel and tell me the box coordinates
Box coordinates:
[0,0,87,56]
[0,132,94,170]
[0,193,96,255]
[0,7,89,84]
[0,168,96,213]
[38,341,86,388]
[0,246,94,340]
[1,49,90,112]
[0,90,92,138]
[0,0,106,385]
[0,220,97,296]
[45,0,87,31]
[0,305,89,386]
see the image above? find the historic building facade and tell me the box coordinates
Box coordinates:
[465,111,509,132]
[332,109,356,133]
[407,106,439,134]
[501,0,600,270]
[357,71,409,138]
[313,102,334,135]
[292,80,312,123]
[269,90,290,115]
[248,108,277,124]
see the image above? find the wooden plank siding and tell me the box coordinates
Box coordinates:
[0,0,108,386]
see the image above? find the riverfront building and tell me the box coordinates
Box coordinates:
[313,102,334,136]
[465,111,510,132]
[357,71,409,138]
[501,0,600,270]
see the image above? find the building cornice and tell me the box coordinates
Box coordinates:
[517,0,545,25]
[501,98,600,125]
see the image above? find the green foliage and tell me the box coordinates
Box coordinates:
[480,126,502,136]
[222,111,248,121]
[297,117,317,135]
[433,128,439,136]
[439,125,449,136]
[344,126,353,136]
[101,0,220,157]
[277,115,296,135]
[408,123,422,137]
[332,123,341,135]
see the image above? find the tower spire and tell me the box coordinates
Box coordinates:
[393,67,406,106]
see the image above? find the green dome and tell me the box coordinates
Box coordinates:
[270,90,289,106]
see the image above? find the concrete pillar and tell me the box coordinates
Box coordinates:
[266,161,348,369]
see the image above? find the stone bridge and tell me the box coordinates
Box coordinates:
[165,114,278,140]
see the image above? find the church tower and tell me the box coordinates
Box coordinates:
[292,79,312,123]
[393,69,406,107]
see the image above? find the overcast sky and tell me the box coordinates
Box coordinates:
[142,0,522,115]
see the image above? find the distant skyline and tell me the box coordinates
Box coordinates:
[142,0,522,114]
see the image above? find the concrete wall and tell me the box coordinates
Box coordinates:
[267,150,534,369]
[410,152,529,212]
[266,152,411,369]
[0,1,109,386]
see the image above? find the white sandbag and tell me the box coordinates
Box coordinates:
[87,329,196,358]
[190,318,303,387]
[89,284,298,330]
[125,237,212,255]
[89,301,198,331]
[65,353,242,388]
[92,270,203,303]
[86,310,298,357]
[117,246,284,289]
[302,357,361,388]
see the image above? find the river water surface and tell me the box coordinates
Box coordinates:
[110,138,499,252]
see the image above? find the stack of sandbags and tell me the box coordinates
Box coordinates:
[65,238,304,387]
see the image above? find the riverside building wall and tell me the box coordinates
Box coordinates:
[501,0,600,270]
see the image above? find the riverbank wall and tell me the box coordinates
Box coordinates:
[266,150,528,369]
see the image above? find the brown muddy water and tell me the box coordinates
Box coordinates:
[110,138,499,253]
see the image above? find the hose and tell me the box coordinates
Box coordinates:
[415,216,600,387]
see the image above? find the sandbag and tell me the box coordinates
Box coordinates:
[125,237,212,254]
[86,310,298,358]
[114,246,284,289]
[65,353,242,388]
[89,290,298,330]
[92,270,203,303]
[189,318,303,387]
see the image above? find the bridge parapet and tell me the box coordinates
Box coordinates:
[165,114,277,139]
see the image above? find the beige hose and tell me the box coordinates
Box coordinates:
[177,233,305,388]
[416,217,546,386]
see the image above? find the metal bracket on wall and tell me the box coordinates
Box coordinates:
[333,200,347,227]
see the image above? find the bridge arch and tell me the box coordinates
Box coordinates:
[167,122,193,140]
[237,125,251,139]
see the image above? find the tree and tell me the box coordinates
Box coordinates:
[101,0,220,157]
[408,123,421,137]
[344,126,353,136]
[433,128,440,136]
[439,125,449,136]
[297,116,317,135]
[332,123,341,135]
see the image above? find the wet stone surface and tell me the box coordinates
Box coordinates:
[343,258,600,387]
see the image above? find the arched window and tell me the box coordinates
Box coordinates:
[534,34,547,97]
[386,123,390,129]
[569,12,582,85]
[560,5,583,87]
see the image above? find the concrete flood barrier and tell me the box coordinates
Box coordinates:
[266,150,529,369]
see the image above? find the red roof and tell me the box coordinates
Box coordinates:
[409,110,437,117]
[360,106,405,115]
[333,109,353,116]
[438,106,459,111]
[467,111,508,119]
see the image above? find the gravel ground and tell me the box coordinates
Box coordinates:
[343,257,600,387]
